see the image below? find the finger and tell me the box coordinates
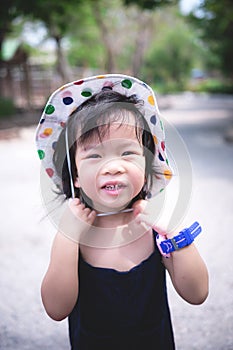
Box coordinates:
[151,225,167,236]
[88,210,96,221]
[132,199,147,216]
[68,197,80,208]
[79,202,86,210]
[83,207,94,217]
[135,213,154,227]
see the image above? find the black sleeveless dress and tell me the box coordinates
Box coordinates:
[68,232,175,349]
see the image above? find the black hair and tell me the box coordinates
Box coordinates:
[53,90,155,208]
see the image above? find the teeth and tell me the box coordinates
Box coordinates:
[105,184,122,190]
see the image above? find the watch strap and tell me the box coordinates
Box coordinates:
[156,222,202,257]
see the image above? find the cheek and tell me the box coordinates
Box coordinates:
[74,163,98,189]
[134,157,146,175]
[130,159,146,186]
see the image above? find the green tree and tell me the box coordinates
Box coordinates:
[67,0,156,75]
[143,11,201,91]
[0,0,20,60]
[189,0,233,78]
[124,0,176,9]
[1,0,98,82]
[67,3,105,71]
[14,0,83,82]
[67,0,121,73]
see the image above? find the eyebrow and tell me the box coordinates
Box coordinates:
[79,142,102,154]
[79,136,142,153]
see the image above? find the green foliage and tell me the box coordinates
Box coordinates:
[123,0,177,9]
[14,0,83,38]
[0,0,20,59]
[143,12,201,92]
[190,79,233,94]
[67,2,105,68]
[67,0,144,72]
[3,0,229,96]
[188,0,233,78]
[0,97,16,117]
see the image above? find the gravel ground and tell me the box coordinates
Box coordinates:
[0,93,233,349]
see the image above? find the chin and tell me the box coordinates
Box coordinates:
[94,201,131,213]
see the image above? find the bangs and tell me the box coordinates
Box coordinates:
[76,107,145,147]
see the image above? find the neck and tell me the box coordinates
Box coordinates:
[96,208,133,217]
[94,208,135,229]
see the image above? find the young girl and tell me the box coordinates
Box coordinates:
[36,74,208,349]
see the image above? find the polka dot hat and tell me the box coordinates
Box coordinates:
[35,74,172,198]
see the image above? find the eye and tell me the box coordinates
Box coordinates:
[86,153,101,159]
[122,151,136,156]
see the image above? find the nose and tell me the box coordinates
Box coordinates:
[101,158,125,175]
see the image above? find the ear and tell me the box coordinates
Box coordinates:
[144,176,147,186]
[74,176,81,188]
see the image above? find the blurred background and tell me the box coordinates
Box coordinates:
[0,0,233,349]
[0,0,232,116]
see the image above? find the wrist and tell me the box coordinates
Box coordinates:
[156,222,202,258]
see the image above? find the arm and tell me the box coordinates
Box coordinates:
[133,200,209,305]
[41,199,96,321]
[162,238,209,305]
[41,232,79,321]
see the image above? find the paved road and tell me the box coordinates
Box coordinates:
[0,93,232,349]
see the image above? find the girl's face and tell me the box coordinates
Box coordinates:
[74,117,146,213]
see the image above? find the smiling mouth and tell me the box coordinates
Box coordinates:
[104,184,125,191]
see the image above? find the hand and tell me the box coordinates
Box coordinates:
[132,199,167,237]
[69,198,96,226]
[59,198,96,241]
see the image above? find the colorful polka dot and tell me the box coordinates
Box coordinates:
[153,135,158,144]
[52,142,57,150]
[164,169,172,180]
[160,120,164,130]
[60,121,66,128]
[63,96,73,105]
[159,153,164,161]
[40,118,45,124]
[121,79,132,89]
[39,127,53,138]
[45,104,55,115]
[46,168,54,177]
[161,141,165,151]
[62,90,72,97]
[37,150,45,160]
[43,128,53,136]
[103,81,114,89]
[150,115,157,125]
[148,95,155,105]
[142,83,148,89]
[74,80,84,85]
[81,89,92,97]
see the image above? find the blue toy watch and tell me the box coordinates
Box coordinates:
[156,222,202,258]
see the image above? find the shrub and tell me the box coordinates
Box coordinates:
[0,97,16,117]
[189,79,233,94]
